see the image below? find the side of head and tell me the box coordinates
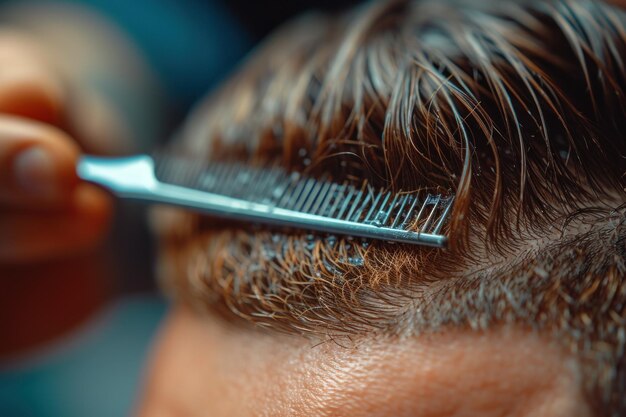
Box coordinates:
[149,1,626,415]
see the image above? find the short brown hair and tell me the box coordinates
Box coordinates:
[159,0,626,414]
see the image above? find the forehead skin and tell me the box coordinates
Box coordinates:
[137,308,589,417]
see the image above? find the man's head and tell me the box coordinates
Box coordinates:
[145,0,626,415]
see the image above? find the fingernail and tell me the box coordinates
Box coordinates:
[13,147,57,197]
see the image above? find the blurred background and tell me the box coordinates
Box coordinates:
[0,1,358,416]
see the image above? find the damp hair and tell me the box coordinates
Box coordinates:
[157,0,626,415]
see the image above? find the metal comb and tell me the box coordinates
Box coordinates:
[77,154,454,247]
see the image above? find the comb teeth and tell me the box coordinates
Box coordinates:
[154,155,454,236]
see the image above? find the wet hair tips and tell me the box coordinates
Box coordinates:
[156,0,626,414]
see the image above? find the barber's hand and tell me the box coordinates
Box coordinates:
[0,31,122,264]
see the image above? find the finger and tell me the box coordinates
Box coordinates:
[0,183,112,264]
[0,30,66,127]
[0,115,79,206]
[0,30,133,155]
[65,86,135,155]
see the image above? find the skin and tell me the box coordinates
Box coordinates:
[137,307,590,417]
